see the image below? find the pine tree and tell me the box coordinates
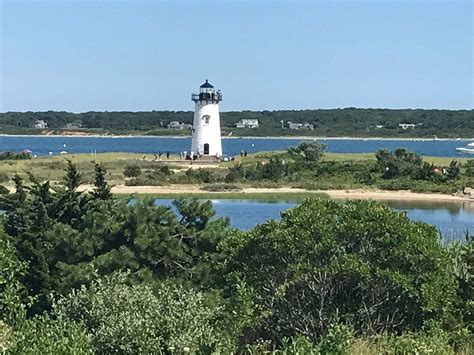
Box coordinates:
[91,163,112,200]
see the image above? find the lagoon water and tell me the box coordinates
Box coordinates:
[156,199,474,242]
[0,135,473,157]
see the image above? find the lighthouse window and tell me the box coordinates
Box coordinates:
[203,115,210,125]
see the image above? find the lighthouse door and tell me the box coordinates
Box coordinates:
[204,143,210,155]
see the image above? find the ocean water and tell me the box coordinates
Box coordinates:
[0,135,473,157]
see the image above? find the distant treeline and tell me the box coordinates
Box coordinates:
[1,109,473,137]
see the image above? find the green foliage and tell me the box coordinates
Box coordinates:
[220,198,457,342]
[2,109,473,138]
[0,173,8,183]
[260,157,288,181]
[54,272,231,354]
[318,322,353,355]
[91,163,112,200]
[465,160,474,177]
[0,162,231,313]
[375,148,423,179]
[0,164,472,353]
[123,165,141,177]
[446,160,461,180]
[64,159,82,191]
[7,315,93,354]
[448,236,474,334]
[0,152,31,161]
[0,321,13,353]
[184,168,220,183]
[366,328,458,355]
[279,336,320,354]
[0,231,26,325]
[288,141,325,169]
[0,185,9,195]
[225,163,246,182]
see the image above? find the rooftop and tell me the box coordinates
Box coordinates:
[200,79,214,89]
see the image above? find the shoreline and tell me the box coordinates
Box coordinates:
[1,133,473,141]
[77,185,474,203]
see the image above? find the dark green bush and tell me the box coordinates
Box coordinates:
[123,165,141,177]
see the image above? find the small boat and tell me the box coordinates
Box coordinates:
[467,142,474,147]
[456,147,474,154]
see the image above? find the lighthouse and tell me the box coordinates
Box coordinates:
[191,79,223,157]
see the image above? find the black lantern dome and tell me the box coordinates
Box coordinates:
[192,79,222,103]
[200,79,214,89]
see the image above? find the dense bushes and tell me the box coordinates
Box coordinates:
[54,272,231,353]
[0,164,472,353]
[0,152,31,161]
[219,199,458,343]
[223,144,472,194]
[123,165,141,177]
[6,315,93,354]
[375,148,460,182]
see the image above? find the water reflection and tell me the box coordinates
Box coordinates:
[154,198,474,243]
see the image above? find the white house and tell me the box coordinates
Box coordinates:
[287,121,314,130]
[34,120,48,129]
[235,119,259,129]
[167,121,192,130]
[399,123,416,130]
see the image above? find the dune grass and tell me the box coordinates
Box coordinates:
[0,151,471,192]
[116,191,329,201]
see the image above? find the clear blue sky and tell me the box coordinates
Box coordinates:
[1,0,472,112]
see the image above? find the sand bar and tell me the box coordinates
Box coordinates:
[76,185,474,202]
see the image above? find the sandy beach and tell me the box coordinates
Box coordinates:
[75,185,474,202]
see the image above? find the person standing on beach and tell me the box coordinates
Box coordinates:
[166,151,170,159]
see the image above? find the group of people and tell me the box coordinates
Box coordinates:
[181,151,201,161]
[141,149,249,162]
[153,151,170,161]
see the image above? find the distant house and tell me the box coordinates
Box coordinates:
[236,119,259,129]
[287,121,314,130]
[399,123,416,130]
[65,122,82,129]
[167,121,192,130]
[34,120,48,129]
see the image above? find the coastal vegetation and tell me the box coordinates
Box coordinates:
[0,162,472,353]
[1,108,473,137]
[1,143,472,197]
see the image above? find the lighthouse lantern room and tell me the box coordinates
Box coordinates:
[191,80,223,157]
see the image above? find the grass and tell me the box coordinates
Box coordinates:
[0,151,471,196]
[117,191,329,201]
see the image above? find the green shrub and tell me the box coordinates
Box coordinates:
[319,322,353,355]
[368,329,457,355]
[184,168,219,183]
[0,173,8,183]
[0,232,26,325]
[0,185,9,195]
[464,160,474,177]
[54,272,232,353]
[220,199,457,341]
[123,165,141,177]
[8,315,93,354]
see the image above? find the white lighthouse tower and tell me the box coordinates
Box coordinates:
[191,79,223,157]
